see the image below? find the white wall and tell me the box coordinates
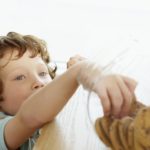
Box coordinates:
[0,0,150,63]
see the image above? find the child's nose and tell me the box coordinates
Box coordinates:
[32,79,44,90]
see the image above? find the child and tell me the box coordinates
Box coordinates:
[0,32,137,150]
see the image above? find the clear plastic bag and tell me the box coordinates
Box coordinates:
[87,49,150,123]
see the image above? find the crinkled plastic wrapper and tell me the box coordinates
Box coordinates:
[87,49,150,122]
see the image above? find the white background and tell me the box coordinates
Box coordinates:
[0,0,150,63]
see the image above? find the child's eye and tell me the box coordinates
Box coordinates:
[39,72,48,77]
[15,75,26,80]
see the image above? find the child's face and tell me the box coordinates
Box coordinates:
[0,50,52,115]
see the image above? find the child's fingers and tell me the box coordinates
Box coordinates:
[98,87,111,116]
[122,76,137,92]
[116,76,133,117]
[107,83,123,117]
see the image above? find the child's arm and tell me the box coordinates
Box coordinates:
[4,60,137,149]
[4,61,82,149]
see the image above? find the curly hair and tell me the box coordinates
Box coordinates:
[0,32,57,101]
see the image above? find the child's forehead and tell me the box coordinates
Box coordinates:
[0,50,43,70]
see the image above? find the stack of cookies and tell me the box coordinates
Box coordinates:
[95,96,150,150]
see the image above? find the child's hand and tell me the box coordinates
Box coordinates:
[78,61,137,118]
[94,75,137,118]
[67,55,86,69]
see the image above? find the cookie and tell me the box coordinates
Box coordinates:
[134,107,150,148]
[100,116,113,141]
[127,121,134,149]
[129,100,145,118]
[109,119,124,150]
[95,94,146,150]
[95,118,112,147]
[118,117,133,150]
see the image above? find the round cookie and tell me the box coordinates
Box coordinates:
[118,117,133,150]
[95,118,112,147]
[127,121,134,149]
[109,119,124,150]
[100,116,113,142]
[134,106,150,148]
